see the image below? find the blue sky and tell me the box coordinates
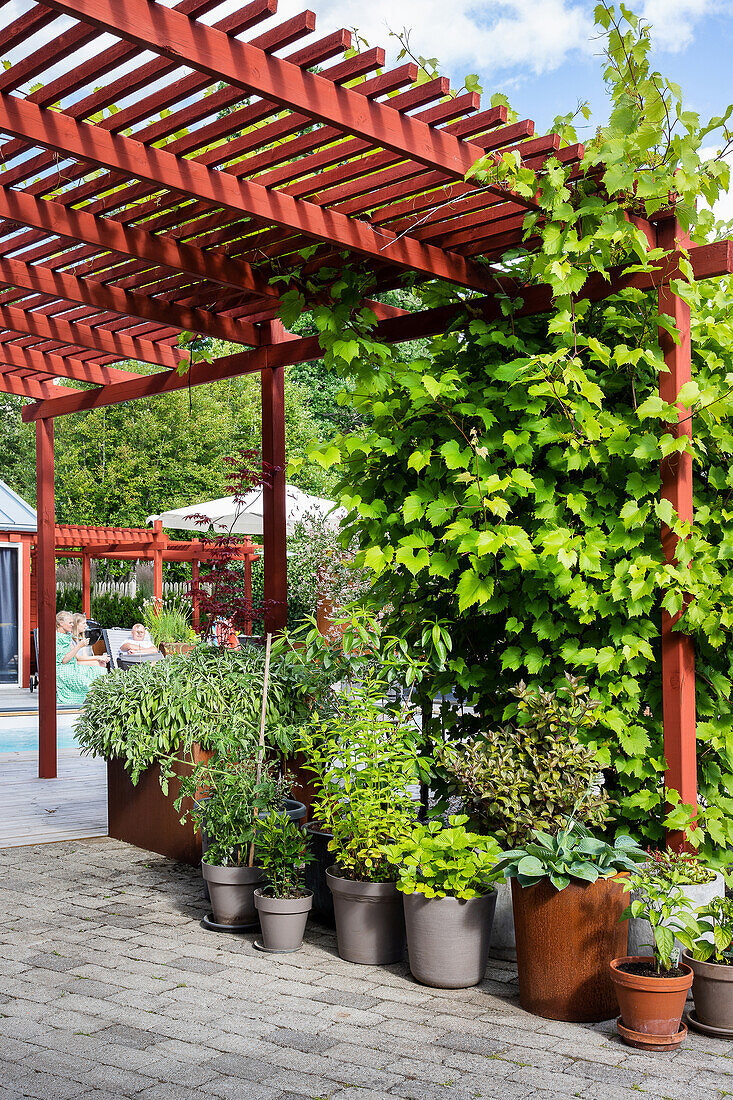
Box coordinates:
[271,0,733,217]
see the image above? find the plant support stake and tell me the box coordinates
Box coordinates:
[248,631,272,867]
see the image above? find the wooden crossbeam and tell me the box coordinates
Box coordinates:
[0,367,81,400]
[0,300,185,369]
[43,0,534,206]
[0,244,259,347]
[0,93,496,294]
[0,342,142,384]
[21,239,733,423]
[0,186,277,302]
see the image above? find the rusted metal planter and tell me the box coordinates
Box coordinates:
[107,748,209,865]
[511,875,629,1022]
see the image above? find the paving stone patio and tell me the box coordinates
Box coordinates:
[1,839,733,1100]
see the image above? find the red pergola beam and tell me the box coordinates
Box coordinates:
[0,94,496,294]
[0,186,277,303]
[0,300,184,369]
[22,240,733,422]
[0,368,80,399]
[42,0,538,210]
[0,250,260,347]
[0,343,139,384]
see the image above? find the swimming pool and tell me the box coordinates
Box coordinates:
[0,714,80,753]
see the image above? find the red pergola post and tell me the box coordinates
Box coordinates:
[36,417,57,780]
[191,559,200,631]
[152,519,164,604]
[244,555,253,637]
[261,322,287,635]
[657,215,697,848]
[81,552,91,617]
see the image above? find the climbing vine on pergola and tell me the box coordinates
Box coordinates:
[0,0,729,848]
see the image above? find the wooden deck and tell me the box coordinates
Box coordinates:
[0,748,107,848]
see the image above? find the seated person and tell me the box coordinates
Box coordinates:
[119,623,159,658]
[56,610,107,707]
[71,614,110,670]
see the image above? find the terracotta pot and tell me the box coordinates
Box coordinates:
[511,875,629,1022]
[683,951,733,1031]
[610,956,693,1046]
[326,866,405,965]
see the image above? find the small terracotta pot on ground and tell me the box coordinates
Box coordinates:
[511,875,629,1022]
[254,889,313,953]
[683,952,733,1037]
[403,890,497,988]
[326,866,405,965]
[202,862,265,927]
[610,956,693,1051]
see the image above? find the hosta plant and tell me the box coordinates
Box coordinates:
[691,896,733,966]
[497,819,646,892]
[621,872,698,974]
[382,815,502,900]
[441,676,610,847]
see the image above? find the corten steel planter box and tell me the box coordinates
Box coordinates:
[511,875,629,1022]
[327,867,405,965]
[403,890,498,988]
[107,747,210,865]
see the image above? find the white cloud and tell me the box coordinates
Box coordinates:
[641,0,718,52]
[256,0,595,79]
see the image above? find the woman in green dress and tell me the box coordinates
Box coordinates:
[55,611,106,706]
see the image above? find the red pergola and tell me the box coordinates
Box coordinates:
[0,519,258,686]
[0,1,729,830]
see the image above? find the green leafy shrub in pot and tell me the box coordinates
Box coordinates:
[620,873,697,974]
[298,681,421,883]
[627,847,724,958]
[382,815,503,990]
[644,848,717,886]
[441,675,609,848]
[383,816,501,900]
[175,743,286,928]
[298,676,422,965]
[254,812,316,952]
[75,645,303,783]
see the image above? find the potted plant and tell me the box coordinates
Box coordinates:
[683,895,733,1037]
[627,848,724,957]
[497,818,647,1021]
[383,815,501,988]
[611,870,696,1050]
[440,675,611,959]
[253,811,315,953]
[176,744,286,930]
[298,680,421,966]
[143,598,197,655]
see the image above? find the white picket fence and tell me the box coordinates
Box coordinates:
[56,579,188,598]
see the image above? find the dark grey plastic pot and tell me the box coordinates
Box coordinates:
[403,889,498,988]
[305,822,335,926]
[326,866,405,965]
[684,951,733,1033]
[201,862,266,927]
[254,888,313,952]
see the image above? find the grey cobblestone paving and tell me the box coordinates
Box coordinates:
[1,839,733,1099]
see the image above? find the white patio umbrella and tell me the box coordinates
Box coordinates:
[147,483,344,537]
